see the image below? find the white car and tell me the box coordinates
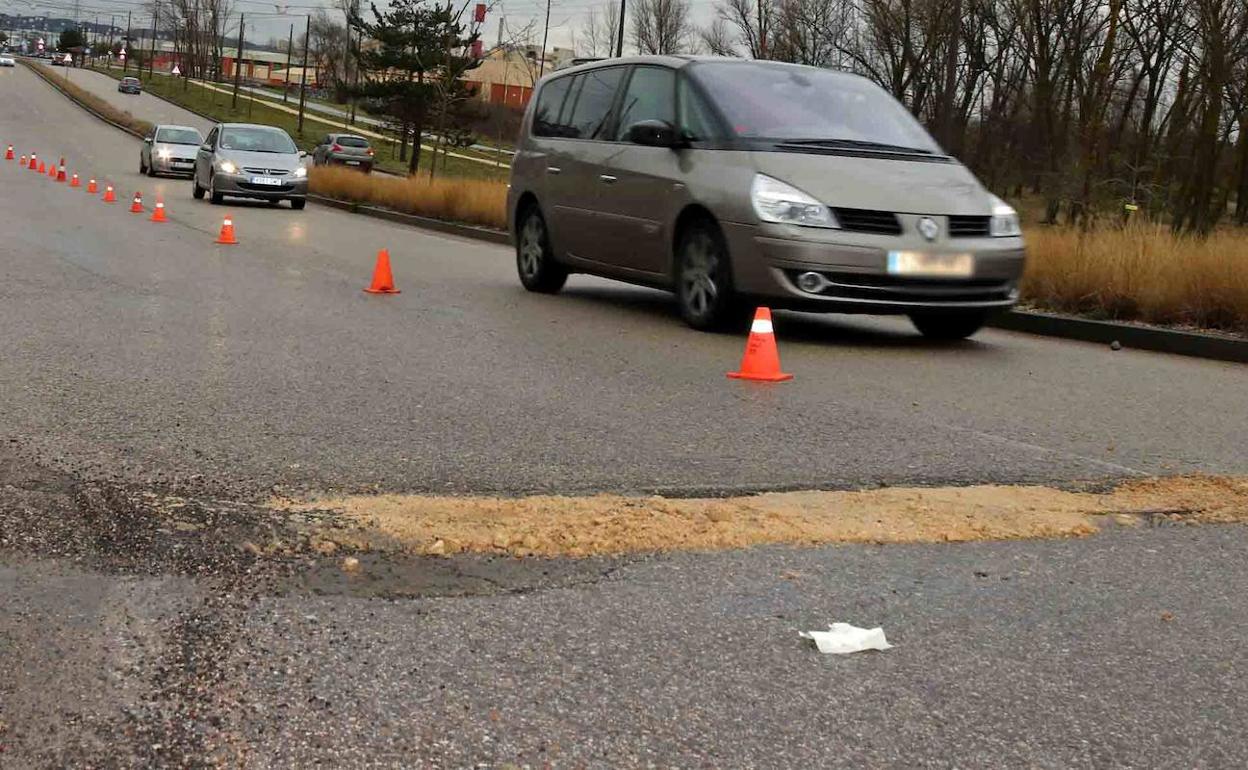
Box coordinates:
[0,56,16,67]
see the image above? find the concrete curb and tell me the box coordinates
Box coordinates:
[988,310,1247,364]
[307,194,511,245]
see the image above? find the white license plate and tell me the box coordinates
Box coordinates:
[887,251,974,278]
[345,160,361,166]
[250,176,284,186]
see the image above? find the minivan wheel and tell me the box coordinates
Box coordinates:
[290,198,307,211]
[516,207,568,293]
[209,176,224,205]
[909,310,990,341]
[676,219,743,331]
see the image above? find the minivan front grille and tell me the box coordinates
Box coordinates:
[832,208,902,235]
[948,215,991,237]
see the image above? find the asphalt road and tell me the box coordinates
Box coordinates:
[3,61,1248,767]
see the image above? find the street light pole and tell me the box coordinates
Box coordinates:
[615,0,625,57]
[539,0,551,77]
[283,23,293,103]
[123,10,130,73]
[297,14,310,135]
[231,12,244,108]
[148,1,158,78]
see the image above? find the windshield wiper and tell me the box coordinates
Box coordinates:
[781,138,935,155]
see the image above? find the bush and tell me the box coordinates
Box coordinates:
[1022,224,1248,335]
[309,166,507,230]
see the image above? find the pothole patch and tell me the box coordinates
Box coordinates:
[273,476,1248,558]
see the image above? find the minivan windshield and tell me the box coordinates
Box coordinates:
[688,62,942,154]
[220,127,297,153]
[156,127,202,145]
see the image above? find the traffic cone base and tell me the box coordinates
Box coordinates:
[215,216,238,244]
[151,200,167,222]
[5,146,13,161]
[728,308,793,382]
[103,186,116,203]
[70,174,80,188]
[363,249,400,294]
[130,193,144,213]
[87,179,98,194]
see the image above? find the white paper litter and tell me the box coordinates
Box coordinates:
[800,623,893,654]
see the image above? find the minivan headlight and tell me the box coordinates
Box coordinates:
[751,174,839,229]
[293,165,307,178]
[217,159,238,174]
[989,197,1022,237]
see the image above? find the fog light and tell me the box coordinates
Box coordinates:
[796,271,828,293]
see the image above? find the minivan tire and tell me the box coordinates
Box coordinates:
[209,176,224,205]
[909,310,989,340]
[676,218,745,332]
[515,206,568,294]
[290,198,307,210]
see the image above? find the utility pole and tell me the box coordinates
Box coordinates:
[297,14,310,135]
[614,0,625,57]
[539,0,550,76]
[91,15,98,66]
[231,12,244,108]
[349,1,360,126]
[282,23,293,103]
[123,10,130,73]
[148,1,158,78]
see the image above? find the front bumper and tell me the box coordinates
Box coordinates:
[213,172,308,199]
[722,221,1027,314]
[151,156,196,176]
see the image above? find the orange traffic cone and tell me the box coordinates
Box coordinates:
[102,185,116,203]
[150,198,167,222]
[363,249,400,294]
[130,192,143,213]
[5,145,13,160]
[48,162,56,178]
[87,178,98,194]
[37,160,46,174]
[727,308,793,382]
[70,173,80,188]
[19,155,27,167]
[215,215,238,245]
[28,154,37,172]
[56,162,66,182]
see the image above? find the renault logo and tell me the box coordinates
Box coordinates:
[917,217,940,241]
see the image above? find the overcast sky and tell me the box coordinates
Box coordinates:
[5,0,724,55]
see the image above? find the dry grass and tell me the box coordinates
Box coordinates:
[20,60,153,138]
[309,165,508,230]
[1022,224,1248,335]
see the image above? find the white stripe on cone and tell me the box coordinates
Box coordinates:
[752,319,775,334]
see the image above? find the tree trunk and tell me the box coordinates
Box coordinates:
[408,118,422,175]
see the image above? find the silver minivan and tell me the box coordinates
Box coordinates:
[507,56,1026,338]
[193,123,309,209]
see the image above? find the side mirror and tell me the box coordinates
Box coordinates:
[200,142,212,152]
[626,120,683,148]
[143,137,152,143]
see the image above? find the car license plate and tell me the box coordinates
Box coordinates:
[250,176,284,186]
[887,251,974,278]
[345,160,361,166]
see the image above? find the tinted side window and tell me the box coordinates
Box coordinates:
[533,76,574,138]
[678,77,722,141]
[566,67,626,140]
[614,67,676,141]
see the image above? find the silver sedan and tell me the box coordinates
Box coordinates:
[140,125,204,177]
[192,123,309,209]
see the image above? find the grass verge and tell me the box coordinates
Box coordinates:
[20,60,152,138]
[1023,224,1248,335]
[309,165,507,230]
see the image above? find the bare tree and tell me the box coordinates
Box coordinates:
[632,0,693,55]
[712,0,775,59]
[580,2,620,57]
[698,18,737,55]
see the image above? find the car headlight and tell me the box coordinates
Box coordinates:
[750,174,839,229]
[292,165,307,178]
[989,197,1022,237]
[217,160,237,174]
[157,148,171,160]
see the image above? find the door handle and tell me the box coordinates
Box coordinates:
[546,166,561,175]
[599,174,618,184]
